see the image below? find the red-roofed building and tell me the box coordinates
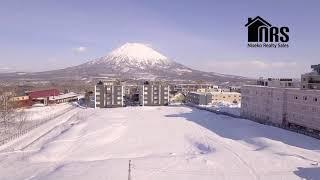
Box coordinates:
[27,89,60,105]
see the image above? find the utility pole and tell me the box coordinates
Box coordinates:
[128,160,132,180]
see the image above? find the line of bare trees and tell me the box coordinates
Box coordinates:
[0,91,27,132]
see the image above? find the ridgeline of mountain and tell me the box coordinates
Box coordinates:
[0,43,250,84]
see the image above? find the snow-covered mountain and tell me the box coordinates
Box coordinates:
[83,43,177,73]
[92,43,171,66]
[0,43,249,84]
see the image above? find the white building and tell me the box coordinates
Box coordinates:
[241,66,320,134]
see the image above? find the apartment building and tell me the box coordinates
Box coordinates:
[301,64,320,90]
[95,81,124,108]
[186,92,212,105]
[140,83,169,106]
[211,92,241,104]
[241,65,320,133]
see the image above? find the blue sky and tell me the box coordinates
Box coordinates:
[0,0,319,78]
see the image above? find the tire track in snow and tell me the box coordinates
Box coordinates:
[203,128,260,180]
[187,115,259,179]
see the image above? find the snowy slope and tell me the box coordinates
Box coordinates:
[0,106,319,180]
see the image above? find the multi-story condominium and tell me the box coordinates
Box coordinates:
[211,92,241,104]
[186,92,212,105]
[301,64,320,90]
[95,81,124,108]
[139,83,169,106]
[241,65,320,134]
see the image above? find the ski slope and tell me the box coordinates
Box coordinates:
[0,106,319,180]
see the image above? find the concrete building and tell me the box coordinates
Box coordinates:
[241,86,320,132]
[241,65,320,134]
[241,85,288,125]
[139,82,169,106]
[186,92,212,105]
[301,64,320,90]
[211,92,241,104]
[95,81,124,108]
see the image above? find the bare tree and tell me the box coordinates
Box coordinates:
[16,110,28,132]
[0,92,16,129]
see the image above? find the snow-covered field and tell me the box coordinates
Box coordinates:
[0,106,320,180]
[0,103,74,143]
[202,102,241,116]
[23,103,74,121]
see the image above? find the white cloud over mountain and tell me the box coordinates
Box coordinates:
[72,46,87,53]
[192,60,307,78]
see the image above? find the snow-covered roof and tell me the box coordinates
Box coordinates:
[49,92,79,101]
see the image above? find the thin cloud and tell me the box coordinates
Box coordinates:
[192,60,305,78]
[72,46,87,53]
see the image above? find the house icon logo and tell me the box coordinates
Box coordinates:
[245,16,290,48]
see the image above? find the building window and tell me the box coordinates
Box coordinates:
[303,96,307,101]
[144,100,148,104]
[117,101,121,105]
[144,87,148,90]
[294,96,298,100]
[144,92,148,95]
[107,87,111,90]
[314,97,318,102]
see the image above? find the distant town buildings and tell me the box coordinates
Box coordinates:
[241,65,320,135]
[211,91,241,104]
[185,92,212,105]
[1,88,80,108]
[197,86,241,104]
[301,64,320,90]
[172,84,214,94]
[257,77,300,88]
